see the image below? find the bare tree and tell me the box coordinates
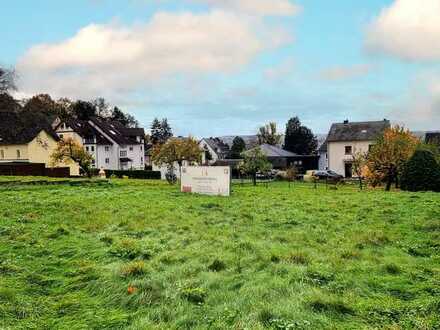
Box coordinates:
[352,150,367,190]
[0,67,17,94]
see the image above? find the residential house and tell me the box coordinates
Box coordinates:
[199,138,231,164]
[245,144,319,173]
[326,119,390,177]
[55,117,145,170]
[0,112,79,175]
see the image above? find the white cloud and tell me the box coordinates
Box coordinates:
[264,58,295,80]
[189,0,301,16]
[388,72,440,129]
[366,0,440,61]
[319,64,373,81]
[17,10,292,100]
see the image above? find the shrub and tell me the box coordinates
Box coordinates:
[105,170,161,180]
[400,149,440,192]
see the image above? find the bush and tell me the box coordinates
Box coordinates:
[400,149,440,192]
[105,170,161,180]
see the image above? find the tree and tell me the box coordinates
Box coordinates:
[23,94,57,116]
[111,106,139,128]
[51,137,93,177]
[151,118,173,145]
[352,150,367,190]
[283,117,318,155]
[152,137,202,184]
[230,136,246,159]
[93,98,111,118]
[400,149,440,192]
[239,147,272,186]
[257,122,282,146]
[71,100,97,120]
[0,67,16,94]
[366,126,420,191]
[0,93,21,112]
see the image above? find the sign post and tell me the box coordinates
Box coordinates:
[181,166,231,196]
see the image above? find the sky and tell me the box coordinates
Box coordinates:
[2,0,440,136]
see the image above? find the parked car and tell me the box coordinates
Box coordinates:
[314,170,344,181]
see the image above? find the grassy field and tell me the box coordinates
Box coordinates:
[0,178,439,329]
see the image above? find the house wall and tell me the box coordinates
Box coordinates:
[328,140,373,176]
[28,131,80,176]
[0,131,79,175]
[318,151,328,170]
[199,140,219,165]
[119,144,144,170]
[0,144,29,162]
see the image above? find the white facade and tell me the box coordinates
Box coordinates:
[318,150,328,170]
[56,121,144,171]
[199,139,220,165]
[328,140,373,177]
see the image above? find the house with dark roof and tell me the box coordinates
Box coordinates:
[199,137,231,164]
[56,117,145,170]
[325,119,390,177]
[245,144,319,172]
[0,111,79,175]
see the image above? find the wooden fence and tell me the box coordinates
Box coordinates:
[0,163,70,178]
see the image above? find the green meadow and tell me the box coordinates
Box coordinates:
[0,178,439,329]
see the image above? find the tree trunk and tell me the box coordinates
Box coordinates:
[358,177,363,190]
[252,173,257,186]
[385,176,392,191]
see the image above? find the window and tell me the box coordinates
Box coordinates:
[105,146,110,152]
[345,146,352,155]
[16,150,21,159]
[59,134,64,139]
[129,147,133,151]
[0,150,4,159]
[105,158,110,164]
[120,150,127,157]
[91,146,95,152]
[140,146,143,151]
[141,157,143,163]
[91,159,96,166]
[368,144,374,152]
[86,146,89,152]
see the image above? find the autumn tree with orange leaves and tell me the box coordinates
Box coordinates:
[365,126,420,191]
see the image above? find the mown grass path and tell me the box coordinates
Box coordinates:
[0,179,439,329]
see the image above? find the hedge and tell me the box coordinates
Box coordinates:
[105,170,161,180]
[401,149,440,192]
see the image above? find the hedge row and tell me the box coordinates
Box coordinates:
[105,170,161,180]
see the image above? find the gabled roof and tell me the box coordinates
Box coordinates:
[89,117,144,145]
[202,137,230,157]
[246,144,298,158]
[327,120,390,142]
[61,119,113,145]
[0,111,59,145]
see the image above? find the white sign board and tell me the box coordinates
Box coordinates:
[181,166,230,196]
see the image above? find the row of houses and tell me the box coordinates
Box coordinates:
[196,119,439,178]
[0,113,146,176]
[1,112,439,178]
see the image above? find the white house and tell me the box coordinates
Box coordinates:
[199,138,231,165]
[56,117,145,170]
[326,119,390,177]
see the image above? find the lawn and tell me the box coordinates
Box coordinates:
[0,178,439,329]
